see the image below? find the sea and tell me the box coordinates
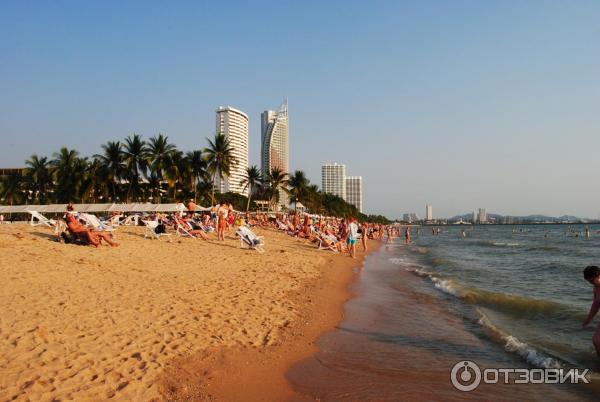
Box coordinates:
[288,224,600,401]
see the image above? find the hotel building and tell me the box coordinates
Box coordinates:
[321,163,346,200]
[261,101,289,206]
[478,208,488,224]
[426,205,433,221]
[345,176,363,213]
[215,106,249,195]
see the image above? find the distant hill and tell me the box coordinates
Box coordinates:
[448,213,586,223]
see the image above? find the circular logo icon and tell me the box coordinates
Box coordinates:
[451,360,482,392]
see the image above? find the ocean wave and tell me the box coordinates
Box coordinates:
[430,277,462,297]
[462,289,573,317]
[404,266,575,318]
[477,311,563,369]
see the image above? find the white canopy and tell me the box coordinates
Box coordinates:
[0,203,208,214]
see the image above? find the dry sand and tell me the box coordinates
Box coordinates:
[0,223,369,401]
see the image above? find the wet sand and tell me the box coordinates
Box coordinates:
[288,243,596,401]
[0,223,374,401]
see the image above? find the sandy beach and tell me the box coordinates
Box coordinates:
[0,223,370,401]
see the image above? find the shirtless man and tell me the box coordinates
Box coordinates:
[583,266,600,356]
[66,213,119,247]
[186,199,196,219]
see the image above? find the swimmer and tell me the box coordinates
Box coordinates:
[583,266,600,357]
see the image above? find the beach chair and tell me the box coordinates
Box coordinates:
[236,226,265,253]
[80,213,117,233]
[142,220,172,241]
[317,233,339,253]
[107,214,122,226]
[123,215,139,226]
[175,220,197,239]
[28,210,56,227]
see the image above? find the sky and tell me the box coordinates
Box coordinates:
[1,1,599,219]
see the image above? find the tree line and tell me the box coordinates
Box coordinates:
[0,133,389,223]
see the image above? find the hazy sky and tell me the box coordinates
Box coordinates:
[1,1,599,218]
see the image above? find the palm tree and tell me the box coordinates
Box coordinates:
[147,134,176,181]
[265,167,288,211]
[186,150,208,203]
[287,170,309,210]
[240,165,261,211]
[0,170,24,205]
[24,154,52,203]
[94,141,124,201]
[122,134,148,202]
[52,147,84,202]
[203,132,238,205]
[164,150,189,201]
[83,158,108,203]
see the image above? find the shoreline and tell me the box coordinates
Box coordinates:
[158,233,382,401]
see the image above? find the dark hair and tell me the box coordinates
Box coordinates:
[584,266,600,282]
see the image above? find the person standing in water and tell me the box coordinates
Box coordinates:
[404,226,411,244]
[583,266,600,356]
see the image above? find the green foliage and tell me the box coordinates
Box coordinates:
[3,140,393,223]
[214,192,255,212]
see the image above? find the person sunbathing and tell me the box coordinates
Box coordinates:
[174,217,209,240]
[65,213,120,247]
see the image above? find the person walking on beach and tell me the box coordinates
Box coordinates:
[360,222,368,252]
[582,266,600,356]
[347,217,359,258]
[404,226,411,244]
[217,204,227,241]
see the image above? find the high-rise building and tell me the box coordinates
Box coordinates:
[426,205,433,221]
[472,210,477,223]
[215,106,249,195]
[261,101,289,206]
[322,163,346,200]
[345,176,363,213]
[478,208,487,224]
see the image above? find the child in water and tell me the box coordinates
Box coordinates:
[582,266,600,356]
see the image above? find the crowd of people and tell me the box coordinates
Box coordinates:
[44,199,419,257]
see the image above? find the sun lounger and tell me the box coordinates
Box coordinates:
[143,220,172,241]
[28,210,56,227]
[175,220,197,239]
[236,226,265,253]
[317,233,339,253]
[122,215,140,226]
[80,213,117,233]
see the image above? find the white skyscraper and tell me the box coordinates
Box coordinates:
[215,106,249,195]
[345,176,363,213]
[322,163,346,200]
[261,101,289,206]
[478,208,487,224]
[426,205,433,221]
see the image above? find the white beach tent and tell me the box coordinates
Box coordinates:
[0,203,208,215]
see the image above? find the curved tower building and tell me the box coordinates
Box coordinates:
[261,100,289,207]
[215,106,249,195]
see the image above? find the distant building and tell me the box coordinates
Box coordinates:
[472,210,477,224]
[345,176,363,213]
[426,205,433,221]
[403,213,418,223]
[322,163,346,200]
[0,168,24,177]
[478,208,487,224]
[261,101,289,207]
[215,106,249,195]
